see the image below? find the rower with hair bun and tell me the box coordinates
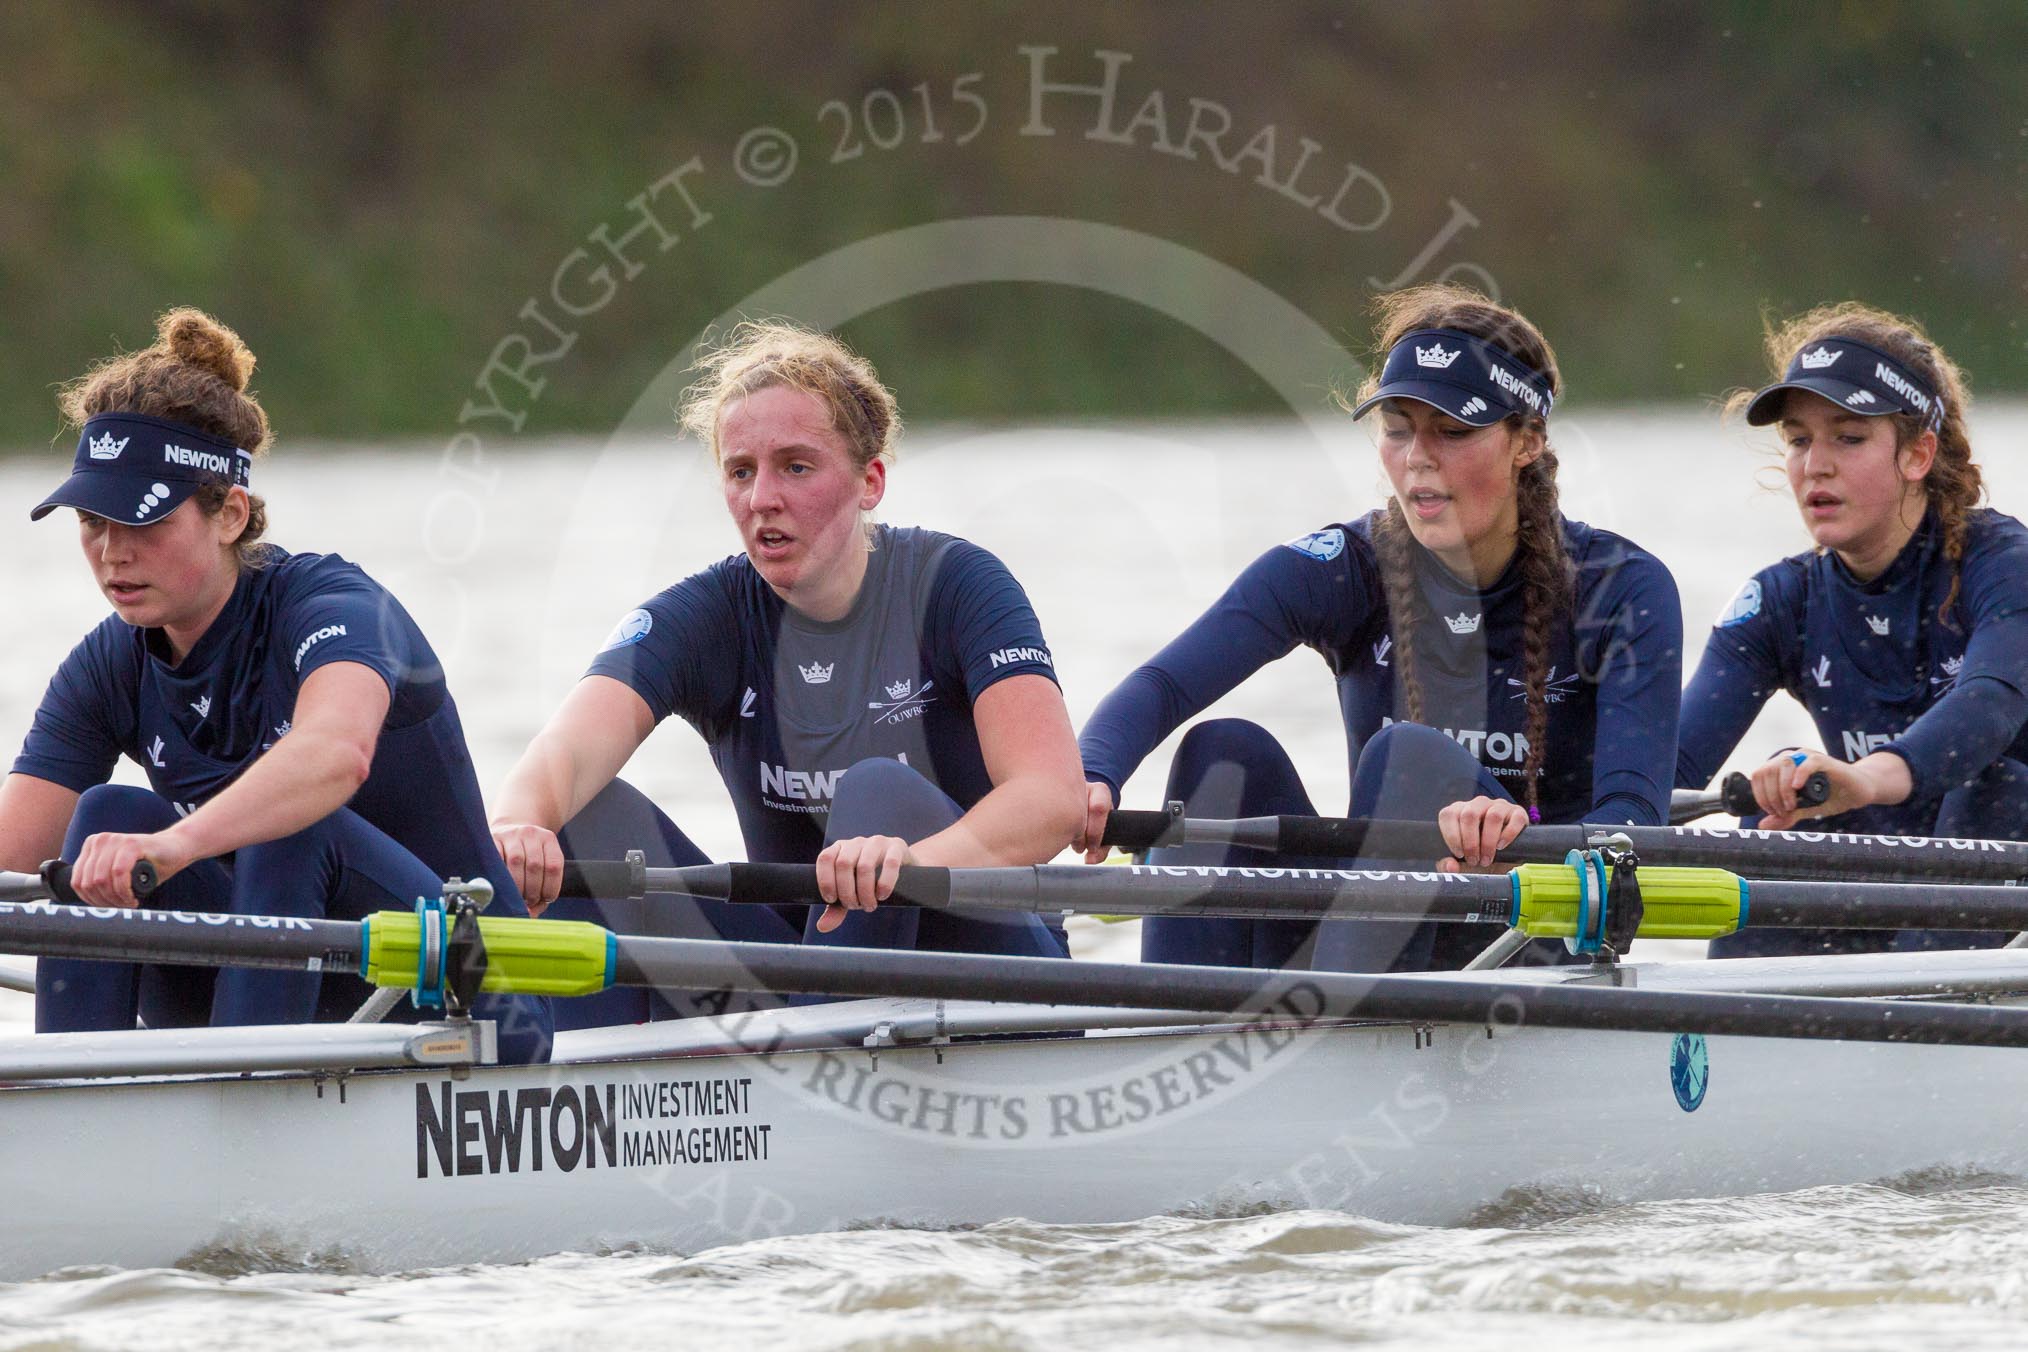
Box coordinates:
[0,308,552,1061]
[1679,303,2028,957]
[1078,284,1684,973]
[490,319,1085,1029]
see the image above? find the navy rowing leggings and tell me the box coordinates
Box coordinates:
[1709,755,2028,959]
[803,758,1069,958]
[36,784,554,1063]
[544,778,800,1030]
[1138,720,1577,972]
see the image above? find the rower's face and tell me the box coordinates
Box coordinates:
[718,384,884,595]
[76,498,236,629]
[1778,391,1931,556]
[1373,400,1534,559]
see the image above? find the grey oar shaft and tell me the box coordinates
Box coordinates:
[609,935,2028,1049]
[1101,813,2028,885]
[0,897,361,972]
[653,862,1516,922]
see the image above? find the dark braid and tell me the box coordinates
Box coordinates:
[1512,448,1573,818]
[1373,499,1429,723]
[1345,283,1570,816]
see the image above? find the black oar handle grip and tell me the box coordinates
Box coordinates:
[1102,809,1179,853]
[724,862,953,910]
[37,859,158,905]
[559,857,647,900]
[1721,770,1830,817]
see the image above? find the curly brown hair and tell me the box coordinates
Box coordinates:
[1727,302,1980,624]
[57,308,273,567]
[1347,283,1571,819]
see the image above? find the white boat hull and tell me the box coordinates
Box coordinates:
[4,979,2026,1277]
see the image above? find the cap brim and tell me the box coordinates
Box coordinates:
[30,471,199,525]
[1744,378,1893,426]
[1349,380,1509,427]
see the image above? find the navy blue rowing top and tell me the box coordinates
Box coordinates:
[586,525,1058,862]
[1079,513,1684,826]
[13,548,525,907]
[1678,508,2028,827]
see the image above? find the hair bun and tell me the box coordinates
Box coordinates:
[157,307,255,392]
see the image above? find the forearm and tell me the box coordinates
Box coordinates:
[912,773,1084,868]
[160,732,372,862]
[0,773,78,873]
[491,729,592,832]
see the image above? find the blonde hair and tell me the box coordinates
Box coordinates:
[1344,283,1570,820]
[678,319,900,470]
[1728,302,1980,623]
[58,307,272,566]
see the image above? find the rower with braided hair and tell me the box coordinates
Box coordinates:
[1077,285,1683,972]
[1680,303,2028,958]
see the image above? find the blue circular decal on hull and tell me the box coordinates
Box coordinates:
[1670,1032,1709,1112]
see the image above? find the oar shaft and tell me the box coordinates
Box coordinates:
[658,861,1517,922]
[0,896,362,972]
[1102,812,2028,884]
[609,933,2028,1049]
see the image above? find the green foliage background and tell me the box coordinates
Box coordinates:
[2,0,2024,445]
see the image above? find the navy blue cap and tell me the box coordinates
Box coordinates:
[31,413,253,525]
[1744,337,1945,430]
[1349,327,1556,427]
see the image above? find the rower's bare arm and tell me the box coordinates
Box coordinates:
[913,674,1085,869]
[490,675,655,911]
[166,661,387,860]
[67,662,390,904]
[0,773,79,874]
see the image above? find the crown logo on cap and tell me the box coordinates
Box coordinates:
[87,432,129,461]
[1414,343,1461,369]
[1799,346,1843,370]
[798,660,834,685]
[1445,612,1482,635]
[884,678,913,700]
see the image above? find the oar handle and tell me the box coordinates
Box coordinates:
[36,859,158,906]
[558,854,648,901]
[1720,769,1829,817]
[716,862,955,909]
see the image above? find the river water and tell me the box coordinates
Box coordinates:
[3,412,2027,1348]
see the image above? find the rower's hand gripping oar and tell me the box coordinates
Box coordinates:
[30,859,160,906]
[1669,770,1830,826]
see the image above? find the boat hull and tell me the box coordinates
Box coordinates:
[3,1006,2022,1277]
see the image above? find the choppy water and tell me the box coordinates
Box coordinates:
[5,412,2028,1346]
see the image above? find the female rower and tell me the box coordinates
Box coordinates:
[1077,284,1683,972]
[489,320,1085,1027]
[0,309,552,1060]
[1678,303,2028,956]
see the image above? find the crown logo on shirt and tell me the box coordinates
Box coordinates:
[884,678,913,701]
[1414,343,1461,369]
[1445,612,1482,635]
[798,660,834,685]
[87,431,129,460]
[1799,346,1843,370]
[1865,615,1890,636]
[190,694,212,719]
[1942,655,1963,676]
